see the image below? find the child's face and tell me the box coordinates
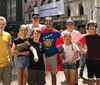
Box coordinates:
[64,33,72,42]
[20,27,28,36]
[88,24,96,34]
[32,30,41,40]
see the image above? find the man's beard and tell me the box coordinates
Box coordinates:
[46,24,52,28]
[0,29,3,34]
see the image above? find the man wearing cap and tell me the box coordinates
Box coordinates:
[26,13,45,37]
[62,19,82,85]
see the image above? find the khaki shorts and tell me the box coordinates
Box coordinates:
[46,55,58,74]
[0,63,11,85]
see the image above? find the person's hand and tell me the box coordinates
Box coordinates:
[12,50,19,56]
[13,50,19,56]
[77,42,82,49]
[60,53,63,56]
[62,59,66,63]
[34,57,39,62]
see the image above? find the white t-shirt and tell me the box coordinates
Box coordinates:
[62,43,79,61]
[26,24,46,37]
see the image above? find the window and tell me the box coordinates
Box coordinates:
[29,13,31,21]
[56,0,60,1]
[79,3,84,15]
[66,5,71,16]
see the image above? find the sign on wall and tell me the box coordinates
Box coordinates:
[34,0,65,17]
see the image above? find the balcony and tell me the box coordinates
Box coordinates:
[53,15,87,22]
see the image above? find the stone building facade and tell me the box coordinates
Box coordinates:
[6,0,100,32]
[24,0,93,31]
[0,0,7,18]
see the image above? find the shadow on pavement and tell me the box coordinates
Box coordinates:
[12,74,17,81]
[61,77,88,85]
[82,77,88,84]
[61,80,66,85]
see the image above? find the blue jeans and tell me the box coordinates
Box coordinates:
[79,54,87,76]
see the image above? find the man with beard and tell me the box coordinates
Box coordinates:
[41,17,61,85]
[0,16,12,85]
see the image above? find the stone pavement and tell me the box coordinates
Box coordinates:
[11,64,89,85]
[9,57,95,85]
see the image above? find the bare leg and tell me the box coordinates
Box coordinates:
[75,69,78,84]
[51,74,56,85]
[88,79,94,85]
[63,69,69,85]
[96,79,100,85]
[17,68,24,85]
[69,69,76,85]
[23,68,28,85]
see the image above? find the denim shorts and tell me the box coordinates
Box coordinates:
[62,62,77,69]
[17,56,29,68]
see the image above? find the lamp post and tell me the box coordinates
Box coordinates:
[92,6,100,20]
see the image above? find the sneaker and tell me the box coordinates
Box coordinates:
[78,75,83,79]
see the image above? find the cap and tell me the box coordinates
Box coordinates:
[32,13,40,18]
[66,19,73,24]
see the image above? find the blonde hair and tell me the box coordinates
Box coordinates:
[0,16,6,22]
[19,24,28,31]
[63,32,74,51]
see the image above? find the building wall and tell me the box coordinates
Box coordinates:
[6,0,100,32]
[7,0,23,22]
[96,0,100,32]
[24,0,91,23]
[7,0,16,21]
[0,0,7,18]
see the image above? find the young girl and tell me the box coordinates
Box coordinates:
[28,28,46,85]
[11,25,29,85]
[61,32,79,85]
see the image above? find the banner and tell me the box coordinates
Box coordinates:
[24,0,30,12]
[35,0,65,17]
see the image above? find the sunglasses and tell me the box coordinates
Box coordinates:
[45,20,52,22]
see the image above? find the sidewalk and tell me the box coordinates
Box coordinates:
[11,66,88,85]
[11,57,89,85]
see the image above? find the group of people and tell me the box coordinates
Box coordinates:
[0,12,100,85]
